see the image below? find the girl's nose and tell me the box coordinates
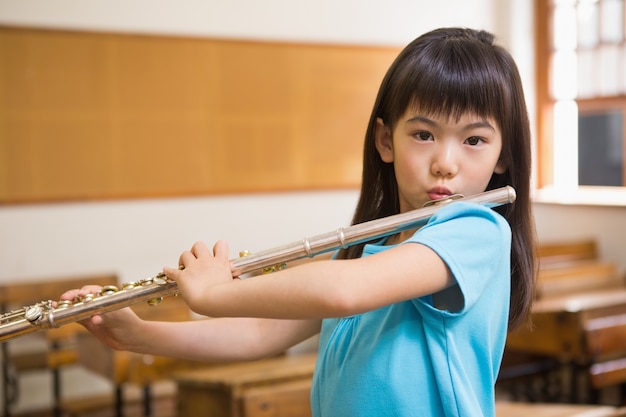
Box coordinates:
[431,144,459,178]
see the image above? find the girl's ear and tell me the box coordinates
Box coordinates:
[375,118,394,163]
[494,158,508,174]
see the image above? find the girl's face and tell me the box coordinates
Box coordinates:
[375,108,507,213]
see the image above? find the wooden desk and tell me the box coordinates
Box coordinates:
[506,288,626,402]
[495,401,618,417]
[507,288,626,360]
[175,353,317,417]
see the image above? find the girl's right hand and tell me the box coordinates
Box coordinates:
[59,285,144,351]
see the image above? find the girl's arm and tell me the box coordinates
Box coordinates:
[61,287,321,362]
[168,239,454,320]
[123,316,321,362]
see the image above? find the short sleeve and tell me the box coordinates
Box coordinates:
[404,201,511,312]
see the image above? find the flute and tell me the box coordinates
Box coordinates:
[0,186,516,342]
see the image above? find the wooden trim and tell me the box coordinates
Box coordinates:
[535,0,626,189]
[535,0,554,188]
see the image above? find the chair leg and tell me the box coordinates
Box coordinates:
[2,341,11,417]
[116,385,124,417]
[143,384,152,416]
[619,383,626,406]
[52,367,62,417]
[51,340,62,417]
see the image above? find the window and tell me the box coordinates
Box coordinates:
[535,0,626,204]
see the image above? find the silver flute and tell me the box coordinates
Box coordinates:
[0,186,516,342]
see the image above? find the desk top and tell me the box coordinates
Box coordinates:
[175,353,317,389]
[494,401,617,417]
[532,288,626,314]
[507,287,626,359]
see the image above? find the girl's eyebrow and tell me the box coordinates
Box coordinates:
[464,121,496,132]
[405,115,437,127]
[405,115,495,132]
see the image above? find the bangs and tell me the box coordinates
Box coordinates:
[382,34,512,127]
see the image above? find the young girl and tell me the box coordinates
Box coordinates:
[63,27,535,416]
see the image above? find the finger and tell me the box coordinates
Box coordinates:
[74,285,105,301]
[213,240,230,260]
[59,288,81,301]
[75,314,105,335]
[163,265,182,280]
[179,251,196,267]
[191,241,211,258]
[88,314,104,327]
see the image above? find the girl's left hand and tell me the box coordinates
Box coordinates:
[163,240,234,314]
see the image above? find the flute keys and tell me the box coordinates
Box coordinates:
[25,305,43,323]
[147,297,163,306]
[56,300,72,309]
[262,263,287,274]
[81,293,96,302]
[122,282,138,290]
[101,285,119,296]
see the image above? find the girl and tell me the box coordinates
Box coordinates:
[64,27,535,416]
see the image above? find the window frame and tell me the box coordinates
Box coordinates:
[534,0,626,205]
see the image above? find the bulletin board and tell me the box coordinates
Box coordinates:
[0,26,400,203]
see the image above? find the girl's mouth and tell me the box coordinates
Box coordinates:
[427,187,453,201]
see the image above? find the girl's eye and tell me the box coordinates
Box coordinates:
[465,136,483,146]
[414,131,433,141]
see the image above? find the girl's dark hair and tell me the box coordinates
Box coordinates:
[337,27,536,330]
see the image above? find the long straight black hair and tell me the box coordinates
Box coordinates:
[336,28,536,330]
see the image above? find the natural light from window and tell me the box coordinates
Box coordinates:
[537,0,626,205]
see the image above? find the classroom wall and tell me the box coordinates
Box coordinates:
[2,0,626,412]
[0,1,522,410]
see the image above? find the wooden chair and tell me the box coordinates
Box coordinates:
[69,294,207,417]
[536,260,623,299]
[584,304,626,404]
[0,273,119,417]
[537,239,598,266]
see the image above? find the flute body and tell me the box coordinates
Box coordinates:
[0,186,516,342]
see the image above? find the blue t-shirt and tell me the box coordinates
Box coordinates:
[310,202,511,417]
